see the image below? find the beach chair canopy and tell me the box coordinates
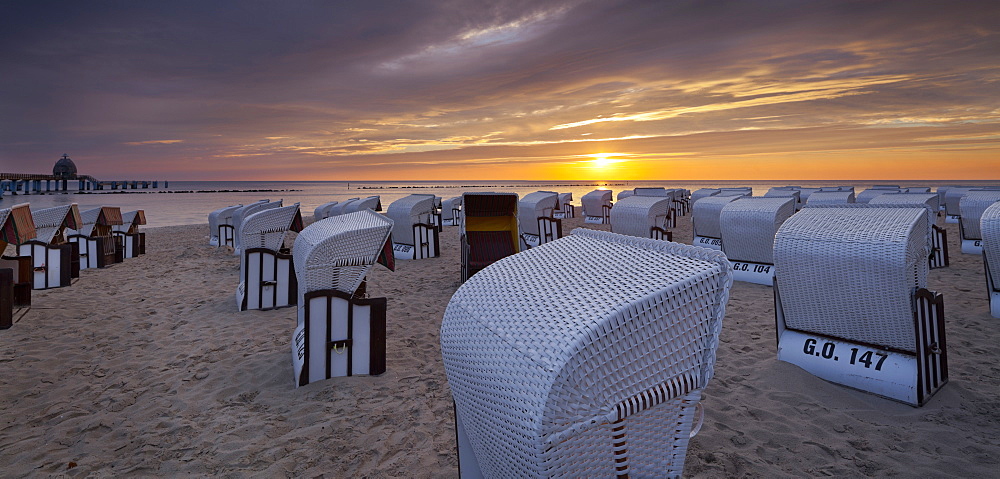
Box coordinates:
[944,187,976,216]
[441,196,463,221]
[343,196,382,214]
[869,193,941,219]
[796,187,820,202]
[856,186,904,204]
[616,190,634,201]
[690,188,720,203]
[692,195,741,238]
[719,197,795,264]
[30,204,81,244]
[293,209,393,301]
[239,204,303,252]
[74,206,124,237]
[209,204,241,232]
[764,187,801,203]
[313,201,339,221]
[557,192,572,206]
[982,202,1000,287]
[442,228,733,478]
[518,191,559,236]
[609,195,672,238]
[959,190,1000,240]
[114,210,146,234]
[233,200,277,239]
[806,190,855,204]
[386,194,436,245]
[717,187,752,197]
[774,207,930,352]
[633,187,673,199]
[0,203,36,248]
[581,189,613,216]
[819,186,855,192]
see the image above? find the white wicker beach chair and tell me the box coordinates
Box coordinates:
[616,190,634,201]
[981,201,1000,318]
[691,195,741,250]
[518,191,562,248]
[386,194,439,260]
[112,210,146,259]
[806,190,855,204]
[870,193,948,268]
[958,190,1000,254]
[610,195,673,241]
[209,204,242,247]
[690,188,720,204]
[633,187,678,227]
[460,192,520,282]
[717,187,752,197]
[942,187,978,224]
[764,187,802,211]
[773,206,946,406]
[18,204,82,289]
[291,209,395,386]
[581,189,613,224]
[855,186,902,204]
[0,203,36,328]
[553,192,574,219]
[719,197,795,285]
[232,200,279,254]
[237,204,304,311]
[441,196,463,226]
[313,201,340,221]
[67,206,124,269]
[441,228,733,478]
[342,195,382,214]
[328,198,358,217]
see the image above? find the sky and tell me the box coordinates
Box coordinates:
[1,0,998,181]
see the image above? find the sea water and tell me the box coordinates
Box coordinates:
[3,180,998,228]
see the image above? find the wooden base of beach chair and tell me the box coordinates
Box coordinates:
[775,284,948,406]
[961,238,983,255]
[68,242,80,278]
[522,217,563,248]
[392,224,439,260]
[584,205,612,224]
[930,225,949,269]
[218,224,235,248]
[1,269,13,329]
[0,256,32,307]
[111,235,124,264]
[986,253,1000,319]
[651,227,673,242]
[461,231,517,283]
[238,248,297,311]
[693,235,723,250]
[293,289,387,387]
[68,235,105,270]
[730,260,774,286]
[553,204,575,219]
[114,232,144,258]
[18,242,72,289]
[945,214,959,224]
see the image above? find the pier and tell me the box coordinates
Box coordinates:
[0,154,167,196]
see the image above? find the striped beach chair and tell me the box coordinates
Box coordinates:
[232,200,279,254]
[610,195,673,241]
[806,190,855,205]
[237,204,303,311]
[209,204,242,247]
[460,192,520,282]
[719,197,795,285]
[441,196,463,226]
[518,191,562,248]
[773,206,946,406]
[581,189,613,224]
[553,192,574,219]
[764,187,802,211]
[67,206,124,269]
[441,228,733,478]
[18,204,82,289]
[958,190,1000,254]
[692,195,740,250]
[981,201,1000,318]
[870,193,948,268]
[113,210,146,258]
[291,209,394,386]
[386,194,439,260]
[1,203,36,328]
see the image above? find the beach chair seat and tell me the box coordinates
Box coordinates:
[441,196,463,226]
[610,195,673,241]
[18,204,82,289]
[581,189,613,224]
[764,187,802,210]
[386,194,440,260]
[460,192,519,282]
[237,204,303,311]
[291,209,395,386]
[719,197,795,285]
[209,204,241,247]
[553,192,574,219]
[518,191,562,248]
[113,210,146,258]
[870,193,948,268]
[692,195,741,250]
[958,190,1000,254]
[0,204,37,327]
[773,206,946,406]
[67,206,123,269]
[981,201,1000,318]
[441,228,733,478]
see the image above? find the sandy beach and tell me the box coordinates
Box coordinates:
[2,212,998,478]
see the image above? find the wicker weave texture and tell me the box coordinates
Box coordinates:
[387,194,435,245]
[806,191,855,204]
[944,187,976,216]
[856,187,902,204]
[982,202,1000,285]
[239,204,300,252]
[690,189,720,203]
[343,196,381,214]
[581,190,612,217]
[293,210,392,302]
[870,193,940,214]
[314,201,339,221]
[441,228,733,478]
[633,187,672,199]
[519,191,559,236]
[774,207,929,352]
[719,197,795,264]
[692,195,740,238]
[31,205,75,244]
[209,204,241,237]
[959,191,1000,240]
[610,196,672,238]
[441,196,463,221]
[233,200,279,249]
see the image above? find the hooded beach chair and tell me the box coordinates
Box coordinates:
[633,187,678,227]
[719,197,796,285]
[616,190,634,201]
[386,194,439,260]
[717,187,752,197]
[441,196,463,226]
[856,186,903,204]
[291,209,394,386]
[581,189,613,224]
[981,201,1000,318]
[313,201,339,221]
[958,190,1000,255]
[773,206,946,406]
[0,203,36,328]
[942,187,977,224]
[518,191,562,248]
[460,192,520,282]
[209,204,242,247]
[113,210,146,258]
[237,204,304,311]
[691,195,741,250]
[610,195,673,241]
[232,200,279,254]
[342,195,382,214]
[806,190,855,205]
[553,192,574,219]
[441,228,734,478]
[870,193,948,269]
[690,188,720,204]
[67,206,124,269]
[18,204,82,289]
[764,187,803,211]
